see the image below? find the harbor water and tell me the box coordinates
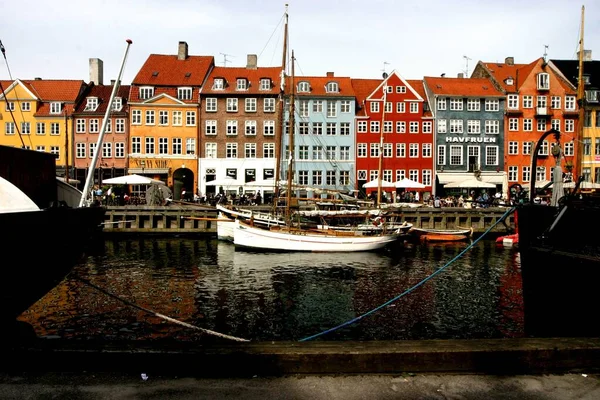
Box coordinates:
[19,236,524,343]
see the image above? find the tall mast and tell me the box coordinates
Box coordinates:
[274,4,288,208]
[575,5,585,180]
[285,50,295,225]
[377,81,387,205]
[79,39,133,207]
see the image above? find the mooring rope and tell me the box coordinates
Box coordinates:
[298,207,517,342]
[71,275,250,342]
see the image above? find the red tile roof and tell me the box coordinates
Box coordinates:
[423,76,504,97]
[203,66,282,95]
[0,79,86,101]
[289,76,355,97]
[351,78,381,117]
[479,58,537,91]
[132,54,214,86]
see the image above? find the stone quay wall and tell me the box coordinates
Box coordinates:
[100,205,516,235]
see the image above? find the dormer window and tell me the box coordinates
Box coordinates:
[236,78,248,90]
[84,97,98,111]
[178,87,193,100]
[139,86,154,99]
[537,73,550,90]
[260,78,271,90]
[582,75,591,85]
[326,81,339,93]
[297,81,310,92]
[505,77,514,85]
[50,102,62,114]
[213,78,224,90]
[111,97,123,111]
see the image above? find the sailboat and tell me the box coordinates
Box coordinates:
[232,48,404,252]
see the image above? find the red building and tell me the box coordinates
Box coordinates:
[352,71,433,200]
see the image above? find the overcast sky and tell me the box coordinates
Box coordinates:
[1,0,597,84]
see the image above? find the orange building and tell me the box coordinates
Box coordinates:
[128,41,214,199]
[472,57,579,188]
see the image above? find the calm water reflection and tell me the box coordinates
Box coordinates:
[20,237,524,342]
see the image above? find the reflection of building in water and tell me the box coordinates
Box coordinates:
[21,238,525,342]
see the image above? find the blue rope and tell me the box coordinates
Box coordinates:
[298,207,516,342]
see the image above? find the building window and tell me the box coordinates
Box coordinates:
[326,82,338,93]
[206,98,217,112]
[139,87,154,99]
[111,97,123,111]
[340,100,351,113]
[396,143,406,158]
[298,81,310,92]
[226,120,237,135]
[410,102,418,113]
[159,110,169,126]
[51,123,60,135]
[226,143,237,158]
[437,98,446,110]
[340,122,350,135]
[449,98,463,111]
[467,99,480,111]
[485,120,499,134]
[245,143,256,158]
[484,99,499,111]
[186,111,196,126]
[21,102,31,111]
[145,110,155,125]
[260,78,271,90]
[263,143,275,158]
[115,119,125,133]
[131,137,141,154]
[508,166,518,182]
[145,137,155,154]
[245,98,257,112]
[537,73,550,90]
[565,96,576,111]
[213,78,224,90]
[264,98,275,112]
[206,143,217,158]
[50,102,62,114]
[115,142,125,158]
[76,143,86,158]
[131,109,141,125]
[437,145,445,165]
[467,120,481,134]
[449,145,462,165]
[159,137,168,154]
[327,101,337,117]
[357,121,367,133]
[357,143,367,157]
[523,96,533,108]
[226,98,238,112]
[508,141,518,155]
[507,94,519,109]
[422,143,432,158]
[84,97,98,111]
[486,146,498,165]
[205,120,217,135]
[36,122,46,135]
[245,120,257,136]
[102,142,112,158]
[263,120,275,136]
[437,119,447,133]
[178,87,192,100]
[409,143,419,158]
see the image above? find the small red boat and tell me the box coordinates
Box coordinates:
[410,226,473,242]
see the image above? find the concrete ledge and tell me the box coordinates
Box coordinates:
[2,338,600,377]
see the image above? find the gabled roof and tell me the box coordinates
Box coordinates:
[0,79,86,101]
[132,54,214,86]
[423,76,504,97]
[550,59,600,90]
[407,79,433,118]
[477,58,538,92]
[73,83,131,114]
[289,76,354,97]
[366,70,424,102]
[202,66,282,95]
[350,78,381,117]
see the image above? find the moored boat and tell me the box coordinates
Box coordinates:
[409,226,473,242]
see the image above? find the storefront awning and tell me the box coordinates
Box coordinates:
[436,171,507,185]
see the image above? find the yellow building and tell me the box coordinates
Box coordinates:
[0,79,88,176]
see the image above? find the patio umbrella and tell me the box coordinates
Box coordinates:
[362,178,395,189]
[394,177,426,189]
[102,174,165,185]
[444,178,496,189]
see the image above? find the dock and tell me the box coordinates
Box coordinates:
[100,205,516,235]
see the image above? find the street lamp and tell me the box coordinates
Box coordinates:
[140,159,146,174]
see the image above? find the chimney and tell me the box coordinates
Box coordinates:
[578,50,592,61]
[505,57,514,65]
[178,41,188,60]
[89,58,104,85]
[34,77,42,80]
[441,73,446,78]
[326,72,334,77]
[246,54,257,69]
[457,73,464,78]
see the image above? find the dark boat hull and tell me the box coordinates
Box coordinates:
[517,201,600,337]
[0,206,105,323]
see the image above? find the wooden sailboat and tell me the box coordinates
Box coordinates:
[232,48,404,252]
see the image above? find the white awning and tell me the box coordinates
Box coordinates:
[437,171,506,185]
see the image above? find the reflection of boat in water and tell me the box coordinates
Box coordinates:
[0,147,105,336]
[409,226,473,242]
